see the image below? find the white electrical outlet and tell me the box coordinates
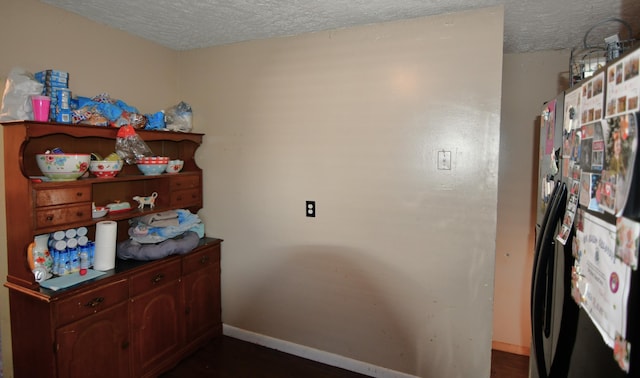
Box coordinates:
[437,150,451,170]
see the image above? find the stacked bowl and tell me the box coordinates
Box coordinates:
[137,156,169,175]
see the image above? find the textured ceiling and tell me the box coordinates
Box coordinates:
[40,0,640,53]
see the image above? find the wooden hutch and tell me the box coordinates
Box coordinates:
[2,121,221,378]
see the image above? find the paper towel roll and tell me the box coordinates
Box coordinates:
[93,221,117,271]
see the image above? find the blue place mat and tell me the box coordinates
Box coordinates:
[39,269,106,291]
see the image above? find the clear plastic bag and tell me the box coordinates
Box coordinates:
[115,125,153,164]
[164,101,192,132]
[0,67,44,121]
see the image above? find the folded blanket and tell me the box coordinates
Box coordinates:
[129,209,201,244]
[137,210,179,228]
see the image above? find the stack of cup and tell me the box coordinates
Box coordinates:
[31,95,51,122]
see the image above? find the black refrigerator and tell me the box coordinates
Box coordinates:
[530,46,640,377]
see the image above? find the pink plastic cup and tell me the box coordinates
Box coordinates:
[31,95,50,122]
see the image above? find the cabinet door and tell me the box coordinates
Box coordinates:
[56,301,130,378]
[183,264,221,345]
[130,280,182,377]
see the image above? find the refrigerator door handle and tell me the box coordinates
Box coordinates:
[531,180,562,315]
[531,181,567,378]
[548,228,579,378]
[543,245,555,339]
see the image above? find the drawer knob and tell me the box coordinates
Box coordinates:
[152,273,165,283]
[76,192,83,198]
[46,215,54,221]
[76,211,84,217]
[85,297,104,308]
[200,255,209,265]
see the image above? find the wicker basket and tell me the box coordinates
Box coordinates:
[570,18,635,87]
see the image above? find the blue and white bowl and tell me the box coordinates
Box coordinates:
[137,163,168,176]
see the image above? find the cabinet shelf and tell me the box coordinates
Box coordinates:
[4,237,221,301]
[32,204,183,235]
[32,170,201,186]
[2,120,204,141]
[5,121,203,179]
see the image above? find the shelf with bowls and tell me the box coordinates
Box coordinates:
[3,120,204,287]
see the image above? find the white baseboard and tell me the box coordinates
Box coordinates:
[223,324,418,378]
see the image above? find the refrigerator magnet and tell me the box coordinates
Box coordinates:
[613,334,630,372]
[616,217,640,270]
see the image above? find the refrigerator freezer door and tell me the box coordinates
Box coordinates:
[566,309,629,377]
[536,95,565,228]
[531,181,582,378]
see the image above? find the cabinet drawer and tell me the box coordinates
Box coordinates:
[183,245,220,276]
[170,175,200,191]
[35,186,91,207]
[35,203,92,229]
[170,188,201,207]
[54,279,128,326]
[130,260,181,297]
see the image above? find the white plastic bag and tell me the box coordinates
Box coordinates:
[0,67,44,121]
[164,101,193,132]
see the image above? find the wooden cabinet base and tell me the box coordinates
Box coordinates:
[7,240,222,378]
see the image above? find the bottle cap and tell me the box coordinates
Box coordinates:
[53,240,67,251]
[66,238,78,249]
[77,235,89,246]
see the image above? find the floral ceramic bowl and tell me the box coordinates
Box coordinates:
[35,153,91,181]
[90,160,123,178]
[165,160,184,174]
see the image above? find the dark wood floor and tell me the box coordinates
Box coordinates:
[491,350,530,378]
[160,336,370,378]
[160,336,530,378]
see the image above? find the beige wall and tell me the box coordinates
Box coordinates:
[0,2,180,112]
[0,1,572,377]
[180,8,503,377]
[493,50,570,354]
[0,1,180,376]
